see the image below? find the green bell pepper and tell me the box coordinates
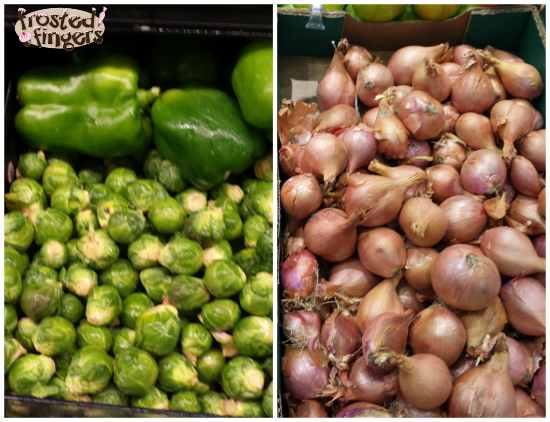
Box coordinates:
[15,56,158,158]
[152,88,265,190]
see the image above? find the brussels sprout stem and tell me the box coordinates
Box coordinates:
[84,226,101,259]
[137,87,161,109]
[211,331,238,358]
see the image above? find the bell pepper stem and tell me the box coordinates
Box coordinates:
[137,86,161,109]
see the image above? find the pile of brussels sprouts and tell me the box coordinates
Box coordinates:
[4,149,274,417]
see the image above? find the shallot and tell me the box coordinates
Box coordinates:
[440,62,462,83]
[398,91,445,140]
[282,346,329,400]
[485,45,524,63]
[401,138,431,169]
[440,103,460,134]
[491,99,534,161]
[295,400,329,418]
[440,195,487,243]
[500,277,546,336]
[298,133,348,187]
[281,249,318,300]
[282,310,321,349]
[539,188,546,217]
[452,44,483,67]
[320,309,362,369]
[506,337,535,387]
[361,107,377,127]
[426,165,464,203]
[356,59,394,107]
[520,130,546,172]
[343,45,373,82]
[357,228,406,278]
[484,65,507,105]
[460,149,507,195]
[510,155,543,198]
[387,43,452,85]
[335,402,393,418]
[279,144,304,177]
[280,174,323,231]
[412,58,452,102]
[372,90,410,159]
[355,275,404,331]
[505,194,546,236]
[533,363,546,409]
[515,388,545,417]
[455,112,500,152]
[337,125,377,173]
[451,57,495,114]
[399,197,448,247]
[403,247,439,295]
[314,104,359,133]
[320,257,381,302]
[432,133,467,170]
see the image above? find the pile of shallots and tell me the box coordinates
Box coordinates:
[278,38,546,418]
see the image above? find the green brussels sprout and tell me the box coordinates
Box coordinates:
[33,208,74,245]
[57,293,85,323]
[107,210,146,244]
[50,186,90,217]
[175,188,207,214]
[52,346,76,380]
[222,211,243,241]
[157,353,199,392]
[202,240,233,267]
[105,168,138,199]
[79,167,104,188]
[65,346,113,395]
[113,347,158,396]
[224,399,265,417]
[139,267,171,303]
[221,356,264,400]
[5,303,18,336]
[242,180,271,196]
[121,292,154,329]
[76,228,119,270]
[15,317,38,353]
[243,215,269,248]
[251,189,273,225]
[5,178,47,218]
[42,160,79,196]
[239,272,273,316]
[96,193,129,229]
[18,151,47,180]
[86,285,123,326]
[20,280,63,321]
[127,180,169,212]
[233,316,273,358]
[60,263,98,297]
[239,181,271,221]
[263,380,273,417]
[112,328,136,356]
[135,302,181,356]
[201,299,241,332]
[204,260,246,298]
[66,239,82,264]
[131,386,170,410]
[167,275,210,313]
[76,321,113,352]
[109,325,123,341]
[254,154,273,182]
[46,152,79,167]
[169,230,188,242]
[47,375,91,402]
[91,383,129,406]
[158,238,203,276]
[99,259,139,298]
[8,353,56,396]
[74,209,100,238]
[20,250,30,272]
[88,184,113,213]
[143,150,163,179]
[185,206,225,248]
[233,248,271,280]
[5,337,27,377]
[261,356,273,379]
[4,211,34,252]
[5,265,22,303]
[196,349,225,383]
[149,197,185,234]
[104,156,137,174]
[128,234,163,270]
[192,380,211,395]
[181,323,213,365]
[199,391,228,416]
[158,159,187,193]
[213,197,239,213]
[256,228,273,265]
[32,316,76,356]
[210,183,245,204]
[5,246,27,275]
[32,240,68,270]
[170,391,202,413]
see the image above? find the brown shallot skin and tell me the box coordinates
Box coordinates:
[440,62,462,84]
[362,310,414,361]
[356,60,394,107]
[412,58,452,102]
[334,402,394,418]
[298,133,348,188]
[343,45,373,82]
[279,144,304,178]
[337,125,377,174]
[510,155,543,198]
[357,228,406,278]
[282,346,330,401]
[282,310,322,350]
[439,103,460,135]
[451,58,495,114]
[484,65,507,105]
[450,354,476,382]
[506,337,535,387]
[295,400,329,418]
[392,85,413,107]
[515,388,545,418]
[505,194,546,236]
[453,44,483,67]
[440,195,487,243]
[460,149,507,195]
[534,234,546,258]
[539,188,546,217]
[533,363,546,409]
[455,112,500,152]
[520,130,546,172]
[361,107,378,127]
[398,91,445,140]
[396,279,426,315]
[395,389,447,418]
[426,164,464,204]
[485,45,524,63]
[490,99,534,162]
[319,309,362,369]
[399,197,448,247]
[281,250,318,300]
[403,247,439,295]
[500,277,546,337]
[401,138,431,169]
[280,174,323,230]
[373,92,410,159]
[314,104,359,133]
[322,257,381,302]
[432,133,466,170]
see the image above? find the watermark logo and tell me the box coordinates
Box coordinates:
[15,7,107,51]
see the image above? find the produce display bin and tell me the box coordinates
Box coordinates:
[276,5,545,417]
[5,4,272,418]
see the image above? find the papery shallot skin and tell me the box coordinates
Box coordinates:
[319,309,362,369]
[295,400,329,418]
[500,277,546,337]
[282,346,329,401]
[281,250,318,300]
[335,402,394,418]
[533,362,546,409]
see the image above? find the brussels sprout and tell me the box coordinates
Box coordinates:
[243,180,271,196]
[135,302,181,356]
[175,188,207,214]
[221,356,264,400]
[157,353,199,392]
[77,228,119,270]
[201,299,241,332]
[131,386,170,410]
[5,178,47,219]
[52,346,76,380]
[263,380,273,416]
[65,346,113,395]
[127,180,169,212]
[66,239,82,264]
[223,399,265,417]
[107,210,146,244]
[20,250,30,272]
[5,265,22,303]
[113,347,158,396]
[23,267,58,288]
[254,153,273,182]
[18,151,47,180]
[143,150,163,179]
[5,337,27,377]
[158,159,187,193]
[128,234,163,270]
[185,207,225,248]
[233,316,273,358]
[261,356,273,379]
[86,285,123,326]
[46,152,79,167]
[213,197,239,213]
[4,211,34,252]
[202,240,233,267]
[32,240,68,270]
[96,193,129,229]
[113,328,136,356]
[169,230,188,242]
[51,186,90,217]
[75,209,100,238]
[251,189,273,225]
[42,161,79,196]
[234,249,270,280]
[105,168,138,198]
[47,375,91,402]
[239,181,271,221]
[222,211,243,241]
[60,263,98,297]
[139,267,171,303]
[5,246,27,275]
[196,349,225,383]
[149,197,185,234]
[5,303,18,336]
[32,316,76,356]
[181,323,213,365]
[91,383,129,406]
[99,259,139,298]
[167,275,210,313]
[204,260,246,298]
[79,167,105,188]
[88,184,113,213]
[170,391,202,413]
[243,215,269,248]
[199,391,228,416]
[34,208,74,245]
[109,325,123,341]
[239,272,273,316]
[8,354,56,396]
[76,321,113,352]
[20,280,63,321]
[158,238,203,276]
[192,380,211,395]
[58,293,85,323]
[210,183,245,204]
[104,156,137,173]
[257,228,273,266]
[15,317,38,353]
[121,292,154,329]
